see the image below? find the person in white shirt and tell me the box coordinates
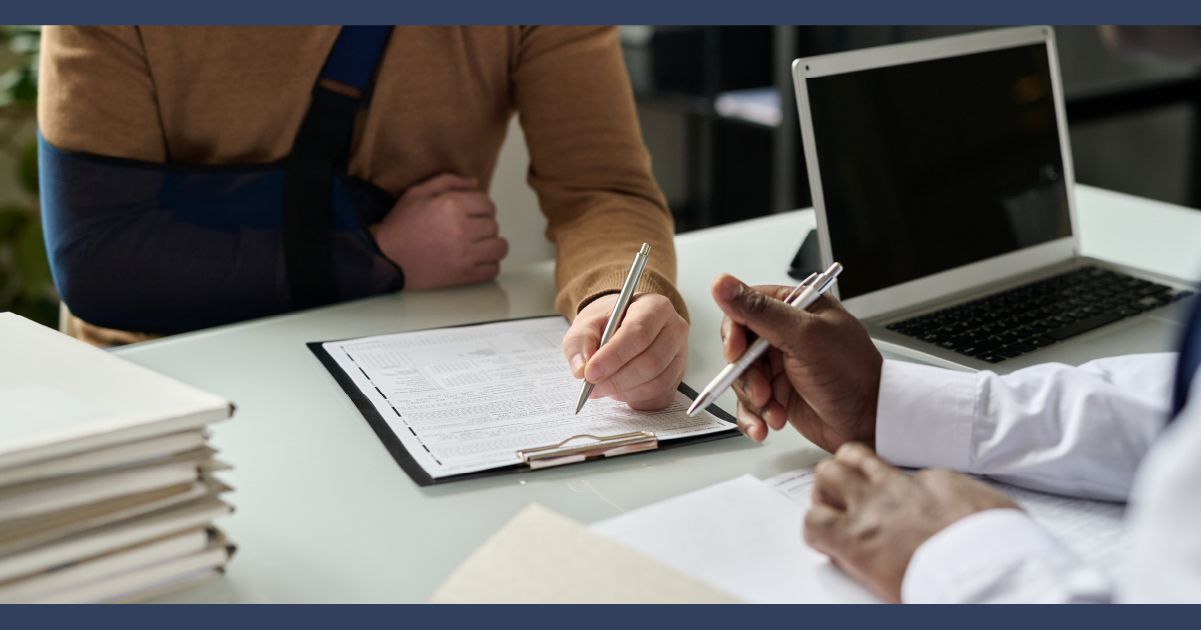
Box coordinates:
[708,273,1201,603]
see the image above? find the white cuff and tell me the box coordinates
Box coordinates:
[876,360,977,471]
[903,508,1108,604]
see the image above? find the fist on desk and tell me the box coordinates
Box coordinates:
[804,443,1019,603]
[562,293,689,410]
[375,173,509,289]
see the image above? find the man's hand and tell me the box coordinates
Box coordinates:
[562,293,689,410]
[803,443,1019,603]
[375,173,509,289]
[711,274,882,452]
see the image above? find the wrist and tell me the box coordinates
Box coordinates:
[848,354,883,450]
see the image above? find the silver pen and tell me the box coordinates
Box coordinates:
[686,262,843,417]
[575,243,652,414]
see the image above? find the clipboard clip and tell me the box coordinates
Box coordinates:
[516,431,658,469]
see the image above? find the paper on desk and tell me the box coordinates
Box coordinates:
[431,504,741,604]
[766,467,1128,575]
[322,316,733,478]
[591,474,883,604]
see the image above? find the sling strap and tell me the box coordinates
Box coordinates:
[282,25,393,310]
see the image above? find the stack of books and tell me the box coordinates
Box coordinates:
[0,313,235,603]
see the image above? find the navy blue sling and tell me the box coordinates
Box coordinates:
[40,26,401,335]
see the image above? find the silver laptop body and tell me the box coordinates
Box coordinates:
[792,26,1196,374]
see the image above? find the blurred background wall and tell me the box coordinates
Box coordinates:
[491,25,1201,268]
[612,25,1201,232]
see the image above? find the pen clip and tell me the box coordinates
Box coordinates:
[788,263,842,307]
[783,273,819,304]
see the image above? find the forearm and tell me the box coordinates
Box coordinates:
[514,26,686,322]
[42,143,290,332]
[548,196,685,322]
[41,141,397,333]
[877,354,1174,501]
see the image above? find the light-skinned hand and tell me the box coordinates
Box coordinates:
[711,274,882,451]
[562,293,689,410]
[803,443,1019,603]
[375,172,509,289]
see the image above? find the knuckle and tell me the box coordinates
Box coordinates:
[804,508,832,530]
[815,459,835,478]
[627,323,652,349]
[743,290,770,316]
[670,315,689,337]
[836,442,868,461]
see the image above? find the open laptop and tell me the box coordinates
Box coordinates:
[792,26,1196,373]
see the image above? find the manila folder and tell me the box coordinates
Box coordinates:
[429,503,741,604]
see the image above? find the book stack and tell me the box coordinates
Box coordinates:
[0,313,235,603]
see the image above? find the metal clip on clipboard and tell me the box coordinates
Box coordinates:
[516,431,659,469]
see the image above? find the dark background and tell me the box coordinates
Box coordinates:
[623,26,1201,233]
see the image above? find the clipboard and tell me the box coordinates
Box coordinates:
[308,317,740,487]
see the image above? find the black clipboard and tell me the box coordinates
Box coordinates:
[308,316,740,486]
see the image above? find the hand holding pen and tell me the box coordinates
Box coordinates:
[565,244,690,413]
[697,265,884,452]
[688,262,842,416]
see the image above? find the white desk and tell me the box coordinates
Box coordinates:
[121,184,1201,603]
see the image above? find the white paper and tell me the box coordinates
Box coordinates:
[766,467,1128,574]
[322,316,733,478]
[591,474,883,604]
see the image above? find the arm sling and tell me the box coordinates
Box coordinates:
[39,26,401,335]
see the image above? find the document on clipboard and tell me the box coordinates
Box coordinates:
[309,316,738,486]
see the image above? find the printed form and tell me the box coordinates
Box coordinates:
[323,316,733,478]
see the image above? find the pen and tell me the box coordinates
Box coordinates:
[575,243,652,414]
[686,262,844,417]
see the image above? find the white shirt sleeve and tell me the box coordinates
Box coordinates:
[902,509,1111,604]
[876,353,1175,501]
[899,370,1201,604]
[1120,370,1201,602]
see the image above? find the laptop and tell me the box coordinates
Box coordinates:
[791,25,1197,373]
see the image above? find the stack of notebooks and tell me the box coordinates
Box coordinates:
[0,313,235,603]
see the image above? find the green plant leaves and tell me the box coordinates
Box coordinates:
[19,139,37,195]
[0,204,25,240]
[14,219,52,303]
[0,26,52,327]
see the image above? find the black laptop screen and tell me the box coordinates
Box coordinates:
[807,43,1072,300]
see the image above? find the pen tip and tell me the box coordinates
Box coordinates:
[687,391,715,417]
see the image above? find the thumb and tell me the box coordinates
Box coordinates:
[403,172,478,199]
[711,274,807,354]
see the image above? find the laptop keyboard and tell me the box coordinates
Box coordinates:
[886,266,1194,364]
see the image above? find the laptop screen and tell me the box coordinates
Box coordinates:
[807,43,1071,300]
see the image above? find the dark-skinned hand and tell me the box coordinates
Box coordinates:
[804,443,1020,603]
[711,274,882,452]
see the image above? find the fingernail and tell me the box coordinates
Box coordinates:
[716,277,744,302]
[570,354,585,376]
[585,362,606,382]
